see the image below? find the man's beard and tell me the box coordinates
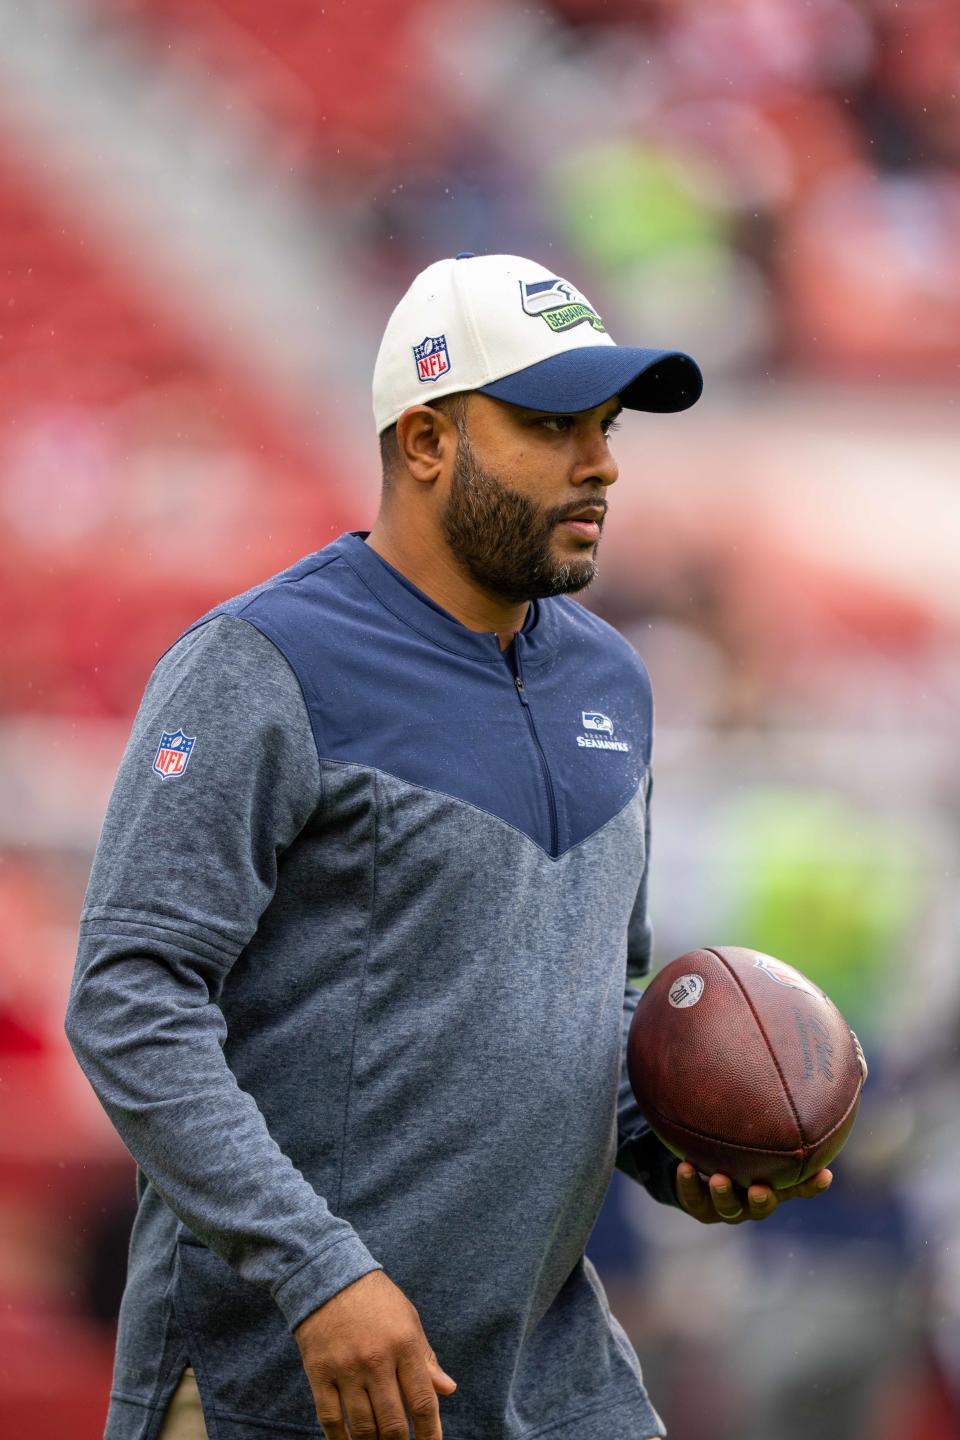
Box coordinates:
[439,430,602,603]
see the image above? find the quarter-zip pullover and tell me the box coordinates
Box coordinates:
[65,530,680,1440]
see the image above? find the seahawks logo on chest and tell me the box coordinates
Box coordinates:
[577,711,630,752]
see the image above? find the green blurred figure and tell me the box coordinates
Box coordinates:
[722,787,923,1040]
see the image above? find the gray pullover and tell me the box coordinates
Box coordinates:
[65,531,680,1440]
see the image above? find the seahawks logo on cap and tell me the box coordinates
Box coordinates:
[519,277,605,333]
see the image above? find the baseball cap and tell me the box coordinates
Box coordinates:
[372,251,703,434]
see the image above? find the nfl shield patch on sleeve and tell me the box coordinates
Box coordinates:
[153,728,196,779]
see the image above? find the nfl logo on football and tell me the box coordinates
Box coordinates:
[413,334,451,383]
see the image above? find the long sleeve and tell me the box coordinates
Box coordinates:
[614,771,683,1207]
[64,615,383,1331]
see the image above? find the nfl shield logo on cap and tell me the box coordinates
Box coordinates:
[153,728,196,780]
[413,334,451,383]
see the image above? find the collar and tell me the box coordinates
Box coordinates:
[336,531,558,666]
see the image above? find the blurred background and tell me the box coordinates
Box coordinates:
[0,0,958,1436]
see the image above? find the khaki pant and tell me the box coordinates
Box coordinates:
[157,1367,209,1440]
[155,1364,663,1439]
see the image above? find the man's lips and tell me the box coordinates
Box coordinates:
[557,505,605,541]
[559,518,601,540]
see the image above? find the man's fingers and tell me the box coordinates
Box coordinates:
[678,1163,834,1223]
[747,1184,778,1219]
[676,1161,699,1200]
[708,1174,745,1221]
[339,1381,381,1440]
[787,1168,834,1200]
[774,1168,834,1203]
[396,1350,446,1440]
[676,1162,716,1220]
[311,1381,349,1440]
[746,1167,834,1211]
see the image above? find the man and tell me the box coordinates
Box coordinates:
[66,252,833,1440]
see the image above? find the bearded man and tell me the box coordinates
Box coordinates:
[66,252,832,1440]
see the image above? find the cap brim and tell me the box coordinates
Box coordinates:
[477,345,703,415]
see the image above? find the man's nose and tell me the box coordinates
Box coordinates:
[573,431,619,488]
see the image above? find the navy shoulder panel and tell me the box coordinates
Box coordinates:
[174,534,651,858]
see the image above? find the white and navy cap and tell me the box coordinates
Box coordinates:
[372,251,703,435]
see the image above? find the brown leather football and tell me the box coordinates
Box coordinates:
[627,946,868,1189]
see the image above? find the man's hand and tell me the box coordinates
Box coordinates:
[676,1161,833,1224]
[294,1269,457,1439]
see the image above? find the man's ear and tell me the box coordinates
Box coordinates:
[395,405,458,483]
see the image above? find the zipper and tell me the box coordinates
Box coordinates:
[512,643,560,857]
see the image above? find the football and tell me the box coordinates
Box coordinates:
[627,946,868,1189]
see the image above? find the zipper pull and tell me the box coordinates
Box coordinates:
[514,673,529,705]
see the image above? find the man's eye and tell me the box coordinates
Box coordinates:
[537,414,621,435]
